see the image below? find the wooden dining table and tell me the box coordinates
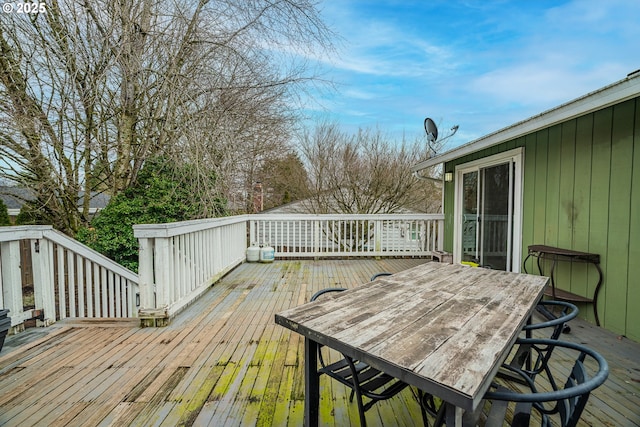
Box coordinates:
[275,262,550,426]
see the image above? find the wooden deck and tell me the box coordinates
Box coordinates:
[0,259,639,426]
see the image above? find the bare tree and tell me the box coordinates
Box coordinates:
[297,121,442,214]
[0,0,334,233]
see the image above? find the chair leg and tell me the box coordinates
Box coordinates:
[433,403,447,427]
[416,389,445,427]
[343,356,368,427]
[417,390,430,427]
[352,386,368,427]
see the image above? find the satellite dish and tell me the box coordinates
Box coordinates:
[424,118,438,143]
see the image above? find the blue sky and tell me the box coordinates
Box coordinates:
[307,0,640,151]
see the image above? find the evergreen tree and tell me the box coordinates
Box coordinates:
[77,157,226,272]
[0,199,11,226]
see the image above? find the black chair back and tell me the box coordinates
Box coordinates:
[484,338,609,427]
[309,285,411,427]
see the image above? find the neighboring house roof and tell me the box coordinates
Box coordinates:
[260,199,309,214]
[0,186,110,215]
[412,70,640,172]
[0,186,25,210]
[261,196,426,214]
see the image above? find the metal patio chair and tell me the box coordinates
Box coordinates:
[370,272,392,281]
[482,338,609,427]
[370,272,444,423]
[530,300,578,336]
[310,287,411,427]
[504,300,579,381]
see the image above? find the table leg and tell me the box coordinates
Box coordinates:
[442,402,480,427]
[304,338,319,427]
[445,403,465,426]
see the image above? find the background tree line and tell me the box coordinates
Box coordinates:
[0,0,333,233]
[0,1,443,268]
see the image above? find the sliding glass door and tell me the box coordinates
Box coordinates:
[455,149,522,271]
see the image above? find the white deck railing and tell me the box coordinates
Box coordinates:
[462,214,509,257]
[0,225,139,332]
[134,213,444,325]
[133,216,249,326]
[1,214,444,330]
[248,214,443,257]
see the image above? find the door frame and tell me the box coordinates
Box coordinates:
[453,147,524,271]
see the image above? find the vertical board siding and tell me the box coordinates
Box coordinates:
[571,114,594,313]
[590,107,613,328]
[628,102,640,340]
[520,134,537,259]
[533,130,549,246]
[606,100,635,333]
[444,96,639,340]
[545,125,562,247]
[558,120,576,248]
[556,121,577,297]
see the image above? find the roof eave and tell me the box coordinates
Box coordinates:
[412,71,640,172]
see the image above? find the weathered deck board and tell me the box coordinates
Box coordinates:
[0,259,638,426]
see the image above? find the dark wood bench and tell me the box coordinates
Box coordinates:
[523,244,603,326]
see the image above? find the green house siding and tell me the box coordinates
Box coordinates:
[443,96,640,341]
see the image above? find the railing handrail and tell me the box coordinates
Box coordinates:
[2,214,445,329]
[135,216,248,325]
[0,224,53,241]
[133,215,252,238]
[133,213,444,239]
[251,213,444,220]
[1,225,139,330]
[44,228,139,283]
[248,213,444,258]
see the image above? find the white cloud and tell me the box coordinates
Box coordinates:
[468,62,630,108]
[319,3,458,79]
[307,0,640,145]
[462,0,639,111]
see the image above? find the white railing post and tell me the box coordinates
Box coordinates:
[313,219,320,257]
[0,240,23,329]
[249,219,256,246]
[57,245,66,319]
[137,237,159,326]
[67,249,76,318]
[31,238,56,326]
[85,259,93,317]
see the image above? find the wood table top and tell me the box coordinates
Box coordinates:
[275,262,549,412]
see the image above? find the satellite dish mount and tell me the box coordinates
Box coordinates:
[424,117,459,156]
[424,117,438,144]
